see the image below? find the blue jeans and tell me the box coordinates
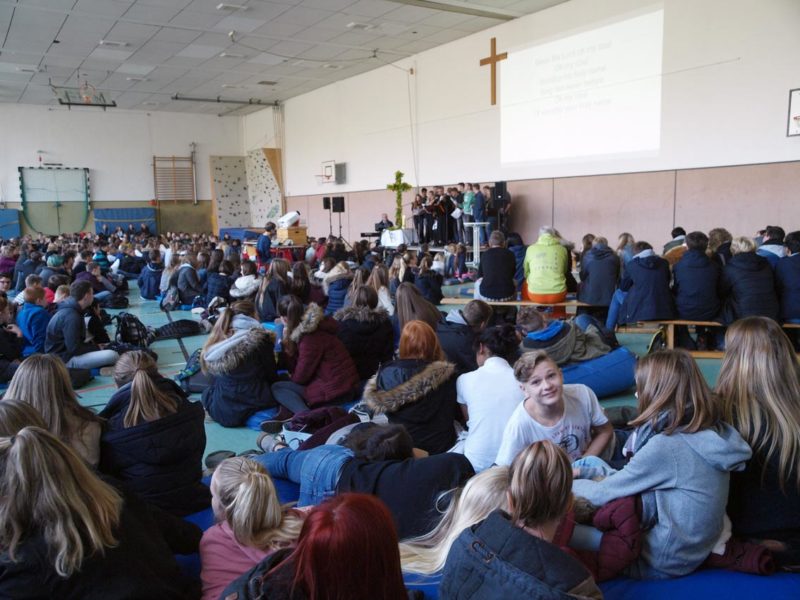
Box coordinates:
[253,444,353,506]
[605,289,628,329]
[574,313,619,348]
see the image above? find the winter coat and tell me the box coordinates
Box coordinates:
[255,279,287,323]
[99,377,210,516]
[509,244,527,288]
[333,305,394,380]
[204,272,235,305]
[617,251,675,325]
[175,264,203,305]
[478,247,517,300]
[0,486,200,600]
[17,301,50,356]
[671,249,721,320]
[363,359,458,455]
[14,258,41,292]
[573,424,751,579]
[720,252,779,324]
[756,243,785,269]
[45,297,97,361]
[579,244,620,306]
[323,271,352,316]
[201,316,280,427]
[286,303,359,407]
[137,262,163,300]
[37,266,68,287]
[229,274,260,300]
[0,255,17,275]
[414,270,444,305]
[440,510,601,600]
[522,319,610,365]
[524,233,568,295]
[437,309,477,375]
[775,254,800,321]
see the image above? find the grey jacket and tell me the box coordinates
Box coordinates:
[573,424,751,579]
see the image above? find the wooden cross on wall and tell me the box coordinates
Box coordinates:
[480,37,507,106]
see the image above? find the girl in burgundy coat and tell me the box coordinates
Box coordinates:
[272,296,359,414]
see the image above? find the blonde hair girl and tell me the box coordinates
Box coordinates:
[0,427,197,597]
[400,466,509,575]
[111,351,178,428]
[5,354,102,467]
[200,457,304,600]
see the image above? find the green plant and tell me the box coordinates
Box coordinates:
[386,170,412,230]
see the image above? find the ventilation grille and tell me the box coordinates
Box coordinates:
[153,156,195,202]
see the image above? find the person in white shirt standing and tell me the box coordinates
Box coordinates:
[495,349,614,466]
[452,325,524,471]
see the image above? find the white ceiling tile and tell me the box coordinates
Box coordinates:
[176,43,225,58]
[116,63,157,75]
[342,0,398,19]
[169,10,225,29]
[266,39,315,57]
[416,11,475,28]
[18,0,77,10]
[122,3,185,23]
[242,2,291,21]
[381,5,440,24]
[253,19,307,37]
[213,15,267,33]
[452,16,504,32]
[59,14,116,34]
[300,0,357,10]
[73,0,134,19]
[43,54,84,68]
[129,40,186,61]
[151,27,202,44]
[326,30,382,47]
[183,0,228,14]
[191,31,234,46]
[103,22,160,44]
[272,6,334,27]
[296,45,348,61]
[294,27,343,43]
[88,47,135,62]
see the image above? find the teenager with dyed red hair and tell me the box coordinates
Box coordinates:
[221,493,408,600]
[363,320,459,454]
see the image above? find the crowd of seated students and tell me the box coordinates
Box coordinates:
[0,222,797,598]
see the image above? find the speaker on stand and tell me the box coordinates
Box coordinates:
[332,196,345,240]
[323,197,332,237]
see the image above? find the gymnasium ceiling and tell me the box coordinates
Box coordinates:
[0,0,567,115]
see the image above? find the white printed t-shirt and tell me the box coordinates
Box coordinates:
[456,357,524,472]
[495,384,608,465]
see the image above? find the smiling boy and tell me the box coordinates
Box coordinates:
[495,350,613,465]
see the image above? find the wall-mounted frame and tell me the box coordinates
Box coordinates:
[18,166,91,234]
[788,88,800,137]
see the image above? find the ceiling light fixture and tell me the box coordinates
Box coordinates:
[16,67,39,73]
[219,52,246,58]
[257,80,277,86]
[216,3,248,10]
[347,22,375,31]
[126,76,148,82]
[99,39,129,47]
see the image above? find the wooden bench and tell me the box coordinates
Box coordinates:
[440,297,593,308]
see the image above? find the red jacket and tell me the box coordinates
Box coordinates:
[287,303,359,407]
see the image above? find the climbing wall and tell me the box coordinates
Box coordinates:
[245,148,282,227]
[210,156,250,229]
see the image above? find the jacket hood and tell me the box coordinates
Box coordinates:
[525,319,565,342]
[325,271,353,286]
[681,423,751,473]
[730,252,769,271]
[289,303,337,343]
[445,308,467,325]
[363,360,455,413]
[758,244,786,258]
[333,305,389,325]
[634,252,663,269]
[535,233,560,246]
[203,326,271,374]
[233,274,258,289]
[679,249,712,267]
[589,244,615,260]
[57,297,82,313]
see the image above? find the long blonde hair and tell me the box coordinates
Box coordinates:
[0,427,122,577]
[113,351,178,428]
[716,316,800,489]
[201,300,257,357]
[5,355,102,439]
[400,466,509,574]
[212,457,304,551]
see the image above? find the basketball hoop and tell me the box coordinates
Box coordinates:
[79,79,96,105]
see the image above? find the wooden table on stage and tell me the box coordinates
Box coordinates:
[243,241,307,263]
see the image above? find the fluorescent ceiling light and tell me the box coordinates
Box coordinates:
[217,3,247,10]
[99,40,129,48]
[219,52,246,58]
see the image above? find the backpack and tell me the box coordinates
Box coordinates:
[175,348,212,394]
[153,319,205,340]
[160,285,180,311]
[114,312,155,347]
[99,294,129,309]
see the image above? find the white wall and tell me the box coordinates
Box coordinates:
[272,0,800,196]
[0,104,241,202]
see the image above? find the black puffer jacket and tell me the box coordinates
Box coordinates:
[437,312,478,375]
[99,377,210,517]
[201,318,280,427]
[720,252,779,324]
[414,271,444,305]
[256,279,288,322]
[578,244,620,306]
[333,305,394,380]
[363,359,457,455]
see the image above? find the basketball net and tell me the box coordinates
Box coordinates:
[79,80,96,105]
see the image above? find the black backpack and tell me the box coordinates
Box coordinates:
[153,319,205,340]
[160,285,180,311]
[100,294,130,309]
[114,312,155,347]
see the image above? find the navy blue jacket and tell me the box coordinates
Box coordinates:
[414,271,444,305]
[509,245,526,289]
[618,253,675,324]
[204,272,234,305]
[255,279,287,323]
[437,317,478,376]
[137,262,163,300]
[99,378,210,517]
[472,191,486,221]
[672,249,721,320]
[44,298,97,361]
[324,273,352,316]
[578,244,620,306]
[720,252,779,324]
[775,254,800,321]
[256,233,272,263]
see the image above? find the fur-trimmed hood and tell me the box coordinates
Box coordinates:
[322,263,351,294]
[289,303,338,343]
[203,325,272,374]
[363,360,455,414]
[333,305,389,325]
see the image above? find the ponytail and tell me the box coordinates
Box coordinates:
[113,351,178,428]
[201,300,258,369]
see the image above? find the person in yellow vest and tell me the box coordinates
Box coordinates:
[523,226,569,303]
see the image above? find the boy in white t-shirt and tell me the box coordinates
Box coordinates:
[495,349,613,465]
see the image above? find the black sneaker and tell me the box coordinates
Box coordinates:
[260,419,290,434]
[646,329,666,355]
[204,450,235,470]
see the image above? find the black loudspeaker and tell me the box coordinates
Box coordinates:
[323,196,331,210]
[332,196,345,213]
[494,181,507,198]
